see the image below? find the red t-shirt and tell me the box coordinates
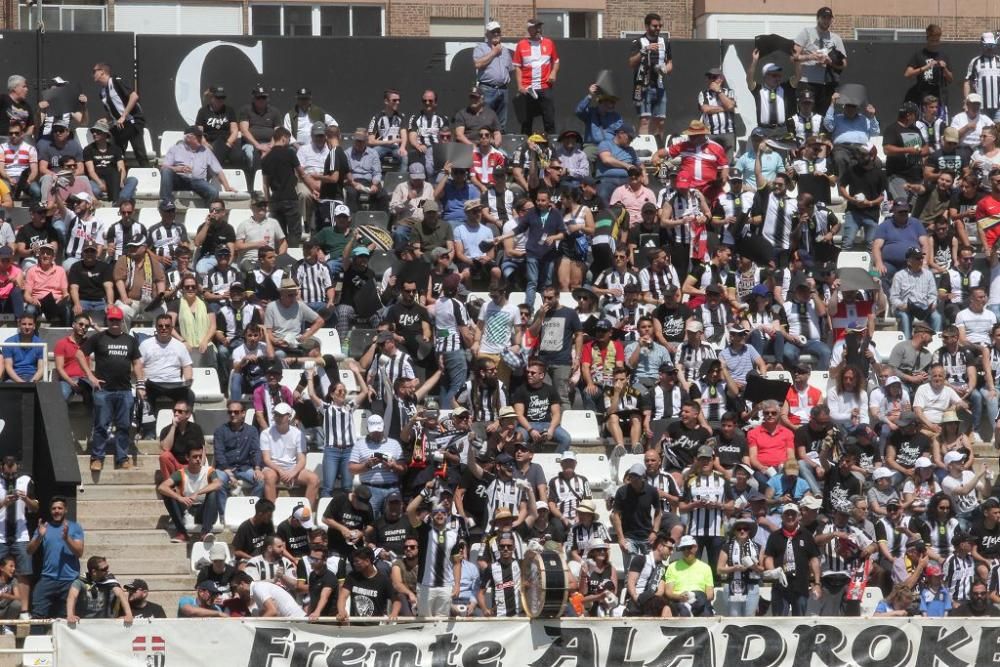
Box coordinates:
[975,193,1000,250]
[747,423,795,467]
[667,139,728,187]
[513,38,559,91]
[54,335,85,379]
[580,339,625,388]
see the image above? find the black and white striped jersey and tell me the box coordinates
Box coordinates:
[569,521,609,556]
[433,296,470,353]
[416,518,462,587]
[368,350,415,403]
[368,111,405,142]
[917,117,946,151]
[246,555,295,583]
[461,378,508,423]
[483,559,522,616]
[646,471,680,513]
[104,219,147,260]
[690,380,728,423]
[682,472,729,537]
[593,268,639,305]
[698,87,735,135]
[675,343,717,383]
[967,54,1000,110]
[944,552,975,602]
[408,112,449,147]
[651,384,684,421]
[548,474,591,522]
[64,214,103,259]
[202,265,242,297]
[321,398,358,449]
[295,259,333,304]
[819,522,872,575]
[639,266,680,301]
[147,222,188,259]
[485,475,523,527]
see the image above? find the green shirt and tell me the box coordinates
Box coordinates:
[663,558,713,595]
[313,225,351,259]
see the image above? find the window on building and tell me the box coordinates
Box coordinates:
[536,11,601,38]
[253,4,383,36]
[854,28,925,42]
[19,1,106,31]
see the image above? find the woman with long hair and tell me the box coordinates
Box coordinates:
[931,410,974,480]
[170,274,216,368]
[874,584,918,617]
[556,186,595,292]
[923,492,959,561]
[741,284,788,363]
[716,513,762,617]
[826,364,869,430]
[577,538,619,616]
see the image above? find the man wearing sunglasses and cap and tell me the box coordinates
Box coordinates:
[237,85,282,172]
[195,85,241,168]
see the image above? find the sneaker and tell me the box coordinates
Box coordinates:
[630,442,645,455]
[183,513,196,532]
[211,521,225,533]
[116,459,134,470]
[1,626,13,635]
[611,444,626,458]
[170,532,188,543]
[89,459,103,472]
[17,613,28,621]
[972,432,985,445]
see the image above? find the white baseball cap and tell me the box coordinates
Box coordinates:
[485,20,501,32]
[967,93,984,104]
[334,204,351,217]
[272,402,294,416]
[366,415,385,432]
[872,467,894,481]
[914,456,933,469]
[943,451,965,465]
[677,535,697,548]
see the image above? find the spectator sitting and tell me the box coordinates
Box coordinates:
[156,443,222,543]
[228,323,273,401]
[213,400,265,511]
[23,243,68,325]
[264,277,325,361]
[0,246,24,318]
[596,124,640,203]
[65,555,132,625]
[195,543,237,596]
[611,167,656,228]
[159,125,235,208]
[168,275,217,369]
[121,578,166,619]
[661,534,715,617]
[231,499,275,561]
[112,237,166,328]
[157,398,205,482]
[435,165,480,229]
[260,402,320,510]
[345,127,387,212]
[54,313,91,401]
[575,82,624,155]
[276,505,316,564]
[178,579,227,618]
[3,313,43,383]
[67,241,112,322]
[253,363,293,430]
[192,200,237,275]
[235,198,288,272]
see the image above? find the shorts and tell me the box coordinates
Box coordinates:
[636,87,667,119]
[0,541,31,575]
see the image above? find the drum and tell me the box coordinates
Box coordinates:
[521,549,570,619]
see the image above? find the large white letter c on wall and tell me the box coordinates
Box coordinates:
[175,41,264,125]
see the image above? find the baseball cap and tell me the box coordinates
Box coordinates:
[527,17,544,27]
[696,444,714,459]
[296,87,312,97]
[376,331,395,344]
[559,451,577,463]
[914,456,933,469]
[595,318,613,331]
[184,125,203,137]
[677,535,697,549]
[423,200,440,214]
[872,467,894,481]
[897,410,918,426]
[686,320,704,333]
[408,163,426,179]
[905,246,925,260]
[273,402,294,416]
[366,415,385,432]
[452,405,470,419]
[984,32,998,46]
[911,321,934,334]
[762,63,783,75]
[924,564,942,577]
[495,453,515,467]
[616,124,636,139]
[385,491,403,504]
[0,247,12,259]
[485,20,501,32]
[781,503,800,515]
[124,578,149,591]
[293,506,315,529]
[891,198,912,213]
[799,496,823,511]
[494,507,513,521]
[942,126,960,143]
[106,305,124,321]
[944,451,965,465]
[159,201,177,212]
[251,85,269,97]
[196,580,221,595]
[310,121,327,136]
[352,246,371,257]
[209,85,227,97]
[209,544,227,561]
[967,93,984,104]
[333,204,351,218]
[353,485,372,502]
[626,463,645,478]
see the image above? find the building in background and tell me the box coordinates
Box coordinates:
[2,0,998,40]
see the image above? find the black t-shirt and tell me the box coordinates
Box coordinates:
[82,143,124,176]
[906,48,950,102]
[518,518,567,545]
[196,563,237,594]
[232,518,275,557]
[764,527,820,592]
[888,431,932,470]
[512,383,560,423]
[319,147,350,201]
[841,164,889,211]
[260,145,300,202]
[123,601,166,619]
[323,492,374,555]
[652,303,692,343]
[460,467,491,530]
[196,103,238,143]
[80,331,140,391]
[627,223,670,250]
[882,122,925,179]
[196,221,236,257]
[0,95,32,135]
[372,514,413,556]
[338,266,377,306]
[308,568,339,615]
[157,422,205,462]
[613,482,658,540]
[344,569,394,617]
[713,431,747,469]
[822,466,863,512]
[794,423,829,458]
[276,518,310,557]
[15,222,60,255]
[972,519,1000,559]
[68,260,112,302]
[663,421,711,470]
[384,302,431,345]
[927,147,971,175]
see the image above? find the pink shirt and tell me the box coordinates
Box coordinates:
[610,184,656,225]
[25,263,67,301]
[747,423,795,468]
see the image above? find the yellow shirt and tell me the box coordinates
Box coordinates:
[663,557,714,594]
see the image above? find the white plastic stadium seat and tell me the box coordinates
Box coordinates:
[807,370,830,394]
[22,634,53,666]
[631,134,658,163]
[339,369,359,393]
[228,208,253,228]
[305,452,323,476]
[926,333,944,355]
[93,207,119,228]
[75,127,92,148]
[280,369,302,394]
[191,368,224,402]
[129,168,162,198]
[317,328,345,360]
[829,184,844,206]
[155,408,195,436]
[837,251,871,271]
[286,247,304,261]
[614,454,645,484]
[317,497,332,522]
[532,453,561,482]
[558,292,577,309]
[860,586,884,615]
[251,169,263,196]
[183,208,209,238]
[159,130,185,157]
[275,497,308,524]
[123,127,155,163]
[561,410,602,445]
[224,496,258,530]
[190,540,231,572]
[574,453,611,490]
[765,370,792,383]
[869,135,886,164]
[871,330,905,359]
[220,169,250,200]
[137,207,163,226]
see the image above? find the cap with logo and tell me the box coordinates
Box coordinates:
[366,415,385,432]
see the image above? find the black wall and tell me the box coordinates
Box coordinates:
[0,31,992,145]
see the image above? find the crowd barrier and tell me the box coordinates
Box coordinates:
[44,615,1000,667]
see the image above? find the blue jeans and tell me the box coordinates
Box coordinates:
[797,458,823,495]
[726,585,760,617]
[31,578,73,626]
[0,287,24,318]
[322,447,354,496]
[163,491,220,536]
[307,301,335,327]
[518,421,572,453]
[896,308,942,341]
[636,86,667,118]
[229,371,261,402]
[440,350,468,409]
[326,259,344,281]
[215,468,265,515]
[525,256,554,314]
[771,585,809,616]
[159,168,220,206]
[91,389,134,465]
[749,330,786,362]
[782,339,832,370]
[841,210,878,250]
[598,176,627,204]
[195,255,218,275]
[481,85,508,130]
[365,484,400,519]
[970,386,999,430]
[374,145,407,169]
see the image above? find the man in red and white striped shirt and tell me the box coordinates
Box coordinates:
[513,18,560,135]
[656,120,729,207]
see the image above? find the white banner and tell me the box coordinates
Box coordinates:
[53,616,1000,667]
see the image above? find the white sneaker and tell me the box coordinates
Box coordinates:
[211,521,224,533]
[972,432,985,444]
[183,513,196,532]
[18,613,28,621]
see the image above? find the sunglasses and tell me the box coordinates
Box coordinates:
[498,544,515,550]
[762,410,778,416]
[8,132,21,138]
[183,285,198,291]
[209,207,225,213]
[156,324,172,330]
[228,409,244,415]
[174,409,189,414]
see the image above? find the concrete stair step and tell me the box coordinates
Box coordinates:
[77,484,160,501]
[85,529,181,546]
[146,591,186,618]
[112,558,192,576]
[78,459,158,484]
[131,573,197,591]
[78,500,167,530]
[76,440,216,456]
[88,542,189,562]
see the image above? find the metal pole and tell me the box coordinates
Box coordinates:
[483,0,489,28]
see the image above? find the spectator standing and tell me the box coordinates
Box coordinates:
[406,487,464,617]
[474,22,513,130]
[903,24,953,114]
[612,463,661,562]
[27,497,84,629]
[337,546,399,620]
[349,415,405,517]
[792,7,846,115]
[965,33,1000,122]
[628,13,672,141]
[92,62,148,167]
[261,128,307,247]
[513,18,559,135]
[0,75,33,137]
[232,499,275,561]
[746,50,796,129]
[0,457,35,619]
[529,287,582,410]
[824,93,880,177]
[54,314,90,401]
[140,313,194,437]
[763,503,822,616]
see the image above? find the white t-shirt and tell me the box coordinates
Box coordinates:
[477,301,519,356]
[236,217,286,263]
[955,307,997,346]
[941,470,980,515]
[950,112,994,148]
[502,220,528,255]
[138,337,193,383]
[249,580,306,617]
[260,424,305,469]
[913,384,962,424]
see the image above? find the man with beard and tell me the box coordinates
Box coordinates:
[660,401,711,477]
[66,556,131,624]
[384,280,432,368]
[793,405,834,495]
[822,447,863,513]
[950,579,1000,616]
[815,500,877,616]
[121,579,166,619]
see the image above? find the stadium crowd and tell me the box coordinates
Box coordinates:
[5,7,1000,626]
